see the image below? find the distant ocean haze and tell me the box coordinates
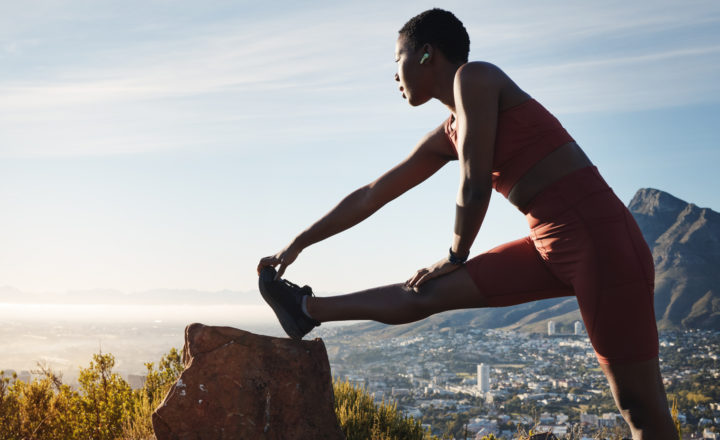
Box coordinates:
[0,289,352,376]
[0,302,274,324]
[0,290,285,376]
[0,286,267,307]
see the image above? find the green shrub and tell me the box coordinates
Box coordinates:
[333,380,437,440]
[1,350,437,440]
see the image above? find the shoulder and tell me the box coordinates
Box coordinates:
[456,61,502,76]
[453,62,506,93]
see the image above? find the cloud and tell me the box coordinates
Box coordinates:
[512,45,720,114]
[1,0,719,157]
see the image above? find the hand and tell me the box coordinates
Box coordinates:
[257,243,302,280]
[406,257,462,289]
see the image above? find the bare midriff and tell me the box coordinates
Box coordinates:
[507,141,593,211]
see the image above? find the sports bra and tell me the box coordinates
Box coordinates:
[443,98,574,198]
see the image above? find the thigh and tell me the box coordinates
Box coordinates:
[417,236,573,311]
[463,236,573,307]
[572,204,659,364]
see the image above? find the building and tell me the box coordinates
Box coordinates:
[574,321,584,335]
[477,363,490,392]
[703,428,718,439]
[580,413,599,426]
[548,321,557,336]
[391,387,410,396]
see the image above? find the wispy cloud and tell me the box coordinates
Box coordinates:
[1,0,719,157]
[513,45,720,114]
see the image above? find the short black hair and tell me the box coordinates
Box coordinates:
[399,9,470,64]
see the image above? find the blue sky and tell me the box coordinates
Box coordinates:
[1,0,719,296]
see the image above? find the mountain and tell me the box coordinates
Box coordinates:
[337,188,720,339]
[629,188,720,329]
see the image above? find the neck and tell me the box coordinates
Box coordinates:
[434,62,463,113]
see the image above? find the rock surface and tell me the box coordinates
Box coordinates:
[152,323,345,440]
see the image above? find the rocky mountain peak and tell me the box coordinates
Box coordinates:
[626,189,720,329]
[628,188,687,216]
[629,188,691,245]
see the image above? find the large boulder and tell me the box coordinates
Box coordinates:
[152,323,345,440]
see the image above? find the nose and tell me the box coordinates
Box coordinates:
[394,73,399,82]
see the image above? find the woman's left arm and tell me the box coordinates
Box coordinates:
[407,63,501,288]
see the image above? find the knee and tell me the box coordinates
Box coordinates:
[370,285,436,325]
[404,285,440,319]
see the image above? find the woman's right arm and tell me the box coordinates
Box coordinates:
[257,123,455,278]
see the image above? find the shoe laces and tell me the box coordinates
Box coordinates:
[280,278,314,297]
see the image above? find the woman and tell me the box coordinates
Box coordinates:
[257,9,676,438]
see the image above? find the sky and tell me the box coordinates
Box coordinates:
[1,0,719,297]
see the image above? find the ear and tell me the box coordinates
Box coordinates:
[420,43,434,62]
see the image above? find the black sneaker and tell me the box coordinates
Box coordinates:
[258,267,320,340]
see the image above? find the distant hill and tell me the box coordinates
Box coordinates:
[629,188,720,329]
[337,188,720,339]
[0,286,262,306]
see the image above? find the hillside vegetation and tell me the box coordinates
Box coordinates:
[0,349,435,440]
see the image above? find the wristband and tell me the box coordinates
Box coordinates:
[448,247,468,265]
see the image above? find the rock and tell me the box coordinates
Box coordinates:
[152,323,345,440]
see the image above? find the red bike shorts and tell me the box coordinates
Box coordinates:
[464,166,658,364]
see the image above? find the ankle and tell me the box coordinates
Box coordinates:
[301,296,315,320]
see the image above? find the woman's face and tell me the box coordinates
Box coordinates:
[394,36,432,106]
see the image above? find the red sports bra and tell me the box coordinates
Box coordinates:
[444,98,574,198]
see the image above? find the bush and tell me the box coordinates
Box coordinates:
[0,349,183,440]
[333,380,437,440]
[1,349,436,440]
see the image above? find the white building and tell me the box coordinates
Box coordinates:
[391,387,410,396]
[580,413,598,425]
[574,321,584,335]
[703,428,718,439]
[548,321,557,336]
[477,363,490,392]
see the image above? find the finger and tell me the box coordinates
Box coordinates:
[275,263,288,280]
[257,256,280,274]
[414,271,434,287]
[406,269,428,288]
[417,264,459,287]
[406,272,422,287]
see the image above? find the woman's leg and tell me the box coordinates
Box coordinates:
[562,205,675,438]
[579,282,675,438]
[306,266,485,324]
[307,236,573,324]
[600,357,677,439]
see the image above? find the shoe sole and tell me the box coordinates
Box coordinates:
[258,269,303,340]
